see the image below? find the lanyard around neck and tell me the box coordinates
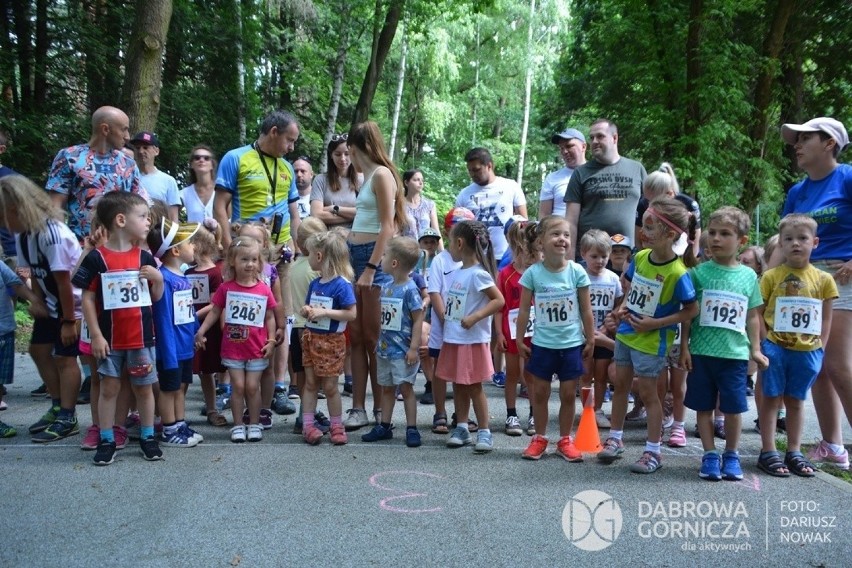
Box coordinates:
[253,141,278,204]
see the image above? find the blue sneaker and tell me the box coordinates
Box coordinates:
[721,450,744,480]
[474,430,493,453]
[405,427,421,448]
[492,372,506,388]
[447,426,473,448]
[361,424,393,442]
[603,388,612,403]
[314,411,331,434]
[699,452,722,481]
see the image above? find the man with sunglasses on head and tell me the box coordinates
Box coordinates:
[214,110,301,249]
[130,131,181,221]
[292,156,314,221]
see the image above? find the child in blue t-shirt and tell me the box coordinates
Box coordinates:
[148,218,202,448]
[602,197,699,474]
[680,207,767,481]
[361,237,424,447]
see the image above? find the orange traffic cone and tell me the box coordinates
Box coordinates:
[575,387,602,454]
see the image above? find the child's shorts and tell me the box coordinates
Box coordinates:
[760,339,823,400]
[506,335,532,356]
[31,317,80,358]
[221,358,269,372]
[377,356,419,387]
[666,344,684,370]
[289,327,304,373]
[526,344,584,381]
[193,325,225,375]
[684,354,748,414]
[0,331,14,385]
[614,339,667,378]
[593,346,614,361]
[436,342,493,385]
[157,358,194,392]
[99,347,158,385]
[301,328,346,378]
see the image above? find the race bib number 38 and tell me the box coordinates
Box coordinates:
[102,271,152,310]
[773,297,822,335]
[699,290,747,332]
[224,291,267,328]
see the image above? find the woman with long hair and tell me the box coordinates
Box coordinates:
[182,144,218,223]
[309,135,361,231]
[342,121,408,430]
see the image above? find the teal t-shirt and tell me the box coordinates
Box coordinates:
[518,260,590,349]
[687,261,762,360]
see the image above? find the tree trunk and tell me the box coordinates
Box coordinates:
[516,0,536,187]
[122,0,173,133]
[0,0,18,111]
[682,0,703,197]
[235,0,246,144]
[33,0,48,107]
[388,25,407,161]
[778,11,805,188]
[738,0,795,213]
[12,0,33,111]
[352,0,405,126]
[322,2,351,173]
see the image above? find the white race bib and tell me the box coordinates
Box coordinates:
[187,274,210,305]
[173,289,195,325]
[773,297,822,335]
[508,307,534,340]
[102,271,152,310]
[590,282,616,327]
[306,294,334,331]
[699,289,748,332]
[381,297,404,331]
[444,289,467,322]
[80,319,91,345]
[224,291,267,328]
[534,290,579,328]
[672,323,681,346]
[625,273,662,317]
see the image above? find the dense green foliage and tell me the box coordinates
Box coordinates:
[1,0,849,241]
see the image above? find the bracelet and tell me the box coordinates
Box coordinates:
[365,262,379,271]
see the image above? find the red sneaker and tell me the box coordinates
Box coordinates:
[556,436,583,462]
[522,434,548,460]
[330,424,348,445]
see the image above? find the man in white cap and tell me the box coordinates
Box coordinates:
[539,127,586,217]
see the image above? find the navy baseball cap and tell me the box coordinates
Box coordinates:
[551,128,586,145]
[130,131,160,147]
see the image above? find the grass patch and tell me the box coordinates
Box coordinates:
[13,301,33,353]
[800,442,852,484]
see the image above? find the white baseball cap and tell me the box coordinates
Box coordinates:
[781,117,848,150]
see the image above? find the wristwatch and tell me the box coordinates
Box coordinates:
[332,204,340,216]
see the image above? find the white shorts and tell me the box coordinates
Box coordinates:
[813,260,852,311]
[376,356,419,387]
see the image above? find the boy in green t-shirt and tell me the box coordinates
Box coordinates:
[680,207,768,481]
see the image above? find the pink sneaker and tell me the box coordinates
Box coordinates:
[667,425,687,448]
[807,439,850,470]
[303,425,323,445]
[113,425,128,449]
[330,424,348,445]
[81,425,100,450]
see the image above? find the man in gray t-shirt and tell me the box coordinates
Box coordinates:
[564,118,645,257]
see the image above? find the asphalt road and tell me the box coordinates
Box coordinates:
[1,353,850,567]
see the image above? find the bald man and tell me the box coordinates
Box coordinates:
[47,106,147,241]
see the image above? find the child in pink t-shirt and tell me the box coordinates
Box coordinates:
[195,236,276,443]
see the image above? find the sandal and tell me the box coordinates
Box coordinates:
[432,412,448,434]
[784,451,816,478]
[450,413,479,433]
[757,450,790,477]
[206,410,228,427]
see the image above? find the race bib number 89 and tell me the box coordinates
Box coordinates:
[773,297,822,335]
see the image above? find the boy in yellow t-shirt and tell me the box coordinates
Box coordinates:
[756,214,838,478]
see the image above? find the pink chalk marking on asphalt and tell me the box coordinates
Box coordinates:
[733,474,761,492]
[369,471,445,513]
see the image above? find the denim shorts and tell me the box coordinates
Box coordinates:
[348,240,392,286]
[614,339,667,378]
[760,339,823,401]
[222,358,269,372]
[99,347,158,385]
[525,344,584,382]
[684,354,748,414]
[377,356,419,387]
[157,358,194,392]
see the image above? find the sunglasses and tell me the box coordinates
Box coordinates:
[330,133,348,142]
[296,155,311,164]
[192,154,213,161]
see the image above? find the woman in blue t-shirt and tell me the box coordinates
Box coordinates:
[779,117,851,470]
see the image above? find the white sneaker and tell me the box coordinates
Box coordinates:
[505,415,523,436]
[526,416,536,436]
[230,425,246,443]
[343,408,369,431]
[247,424,263,442]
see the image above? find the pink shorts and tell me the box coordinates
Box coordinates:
[436,342,494,385]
